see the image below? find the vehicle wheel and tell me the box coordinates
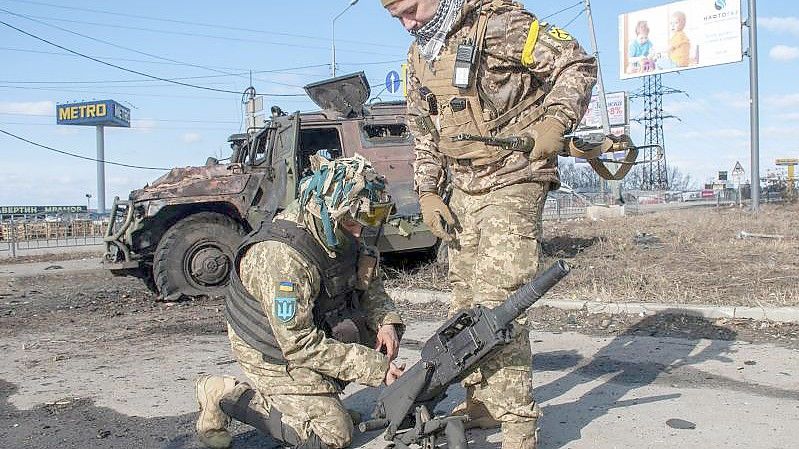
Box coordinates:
[153,212,244,301]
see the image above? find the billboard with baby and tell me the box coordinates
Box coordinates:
[619,0,743,79]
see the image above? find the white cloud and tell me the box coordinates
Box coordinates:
[132,119,157,133]
[760,17,799,37]
[0,100,55,116]
[766,93,799,108]
[181,132,202,144]
[769,45,799,62]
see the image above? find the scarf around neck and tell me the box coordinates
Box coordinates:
[412,0,466,61]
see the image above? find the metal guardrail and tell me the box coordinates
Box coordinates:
[0,213,109,256]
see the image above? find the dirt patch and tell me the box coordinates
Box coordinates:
[0,250,104,266]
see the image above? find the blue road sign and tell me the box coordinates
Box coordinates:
[385,71,401,94]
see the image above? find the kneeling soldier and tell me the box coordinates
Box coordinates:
[195,154,405,449]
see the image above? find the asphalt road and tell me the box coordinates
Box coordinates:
[1,263,797,449]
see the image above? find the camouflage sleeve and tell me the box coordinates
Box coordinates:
[240,241,389,387]
[361,271,404,332]
[406,48,448,195]
[485,9,598,128]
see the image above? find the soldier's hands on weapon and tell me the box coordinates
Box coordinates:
[384,362,406,386]
[375,324,401,361]
[419,192,455,242]
[530,117,567,160]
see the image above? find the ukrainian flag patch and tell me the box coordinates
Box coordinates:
[278,281,295,293]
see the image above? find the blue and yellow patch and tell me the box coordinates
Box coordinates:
[274,281,297,323]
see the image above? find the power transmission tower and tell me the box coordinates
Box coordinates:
[630,75,684,190]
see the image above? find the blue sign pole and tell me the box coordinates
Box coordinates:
[385,71,401,94]
[96,125,105,214]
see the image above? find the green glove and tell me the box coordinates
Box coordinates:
[419,193,455,242]
[530,117,567,160]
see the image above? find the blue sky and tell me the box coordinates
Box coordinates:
[1,0,797,207]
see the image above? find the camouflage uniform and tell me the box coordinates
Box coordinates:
[228,229,403,448]
[403,0,597,441]
[196,155,402,449]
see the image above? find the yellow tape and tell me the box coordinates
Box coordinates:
[521,19,540,67]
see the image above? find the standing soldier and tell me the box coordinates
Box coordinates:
[381,1,597,448]
[194,154,405,449]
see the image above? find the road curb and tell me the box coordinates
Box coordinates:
[387,288,799,324]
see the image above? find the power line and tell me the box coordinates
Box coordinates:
[0,112,240,124]
[0,7,246,79]
[2,0,408,51]
[0,19,307,97]
[0,128,170,170]
[6,12,395,57]
[562,7,586,29]
[0,45,332,74]
[541,1,584,21]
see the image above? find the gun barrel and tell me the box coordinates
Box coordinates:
[358,419,389,433]
[492,260,570,327]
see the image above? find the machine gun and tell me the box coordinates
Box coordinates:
[359,260,571,449]
[451,132,664,181]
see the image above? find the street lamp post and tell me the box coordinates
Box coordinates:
[85,193,92,212]
[332,0,359,77]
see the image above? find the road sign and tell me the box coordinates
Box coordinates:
[386,70,401,94]
[732,161,745,176]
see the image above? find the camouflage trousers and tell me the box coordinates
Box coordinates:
[447,181,549,424]
[227,327,354,449]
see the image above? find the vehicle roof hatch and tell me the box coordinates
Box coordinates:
[304,72,371,119]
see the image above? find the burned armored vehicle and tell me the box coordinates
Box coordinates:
[103,73,436,301]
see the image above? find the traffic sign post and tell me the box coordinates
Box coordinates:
[385,70,401,95]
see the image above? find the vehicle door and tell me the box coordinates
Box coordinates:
[247,112,300,223]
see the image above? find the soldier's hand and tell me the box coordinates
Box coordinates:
[419,193,455,242]
[375,324,400,361]
[530,117,567,161]
[384,362,405,386]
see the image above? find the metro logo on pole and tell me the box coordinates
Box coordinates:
[56,100,131,127]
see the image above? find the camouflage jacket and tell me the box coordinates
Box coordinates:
[406,0,598,195]
[237,224,404,394]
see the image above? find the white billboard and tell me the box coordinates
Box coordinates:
[619,0,743,80]
[579,91,628,130]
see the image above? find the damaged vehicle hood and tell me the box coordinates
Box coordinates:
[130,164,250,202]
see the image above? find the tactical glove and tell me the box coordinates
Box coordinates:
[530,117,567,161]
[419,192,455,242]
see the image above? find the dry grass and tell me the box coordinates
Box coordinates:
[542,203,799,306]
[384,203,799,307]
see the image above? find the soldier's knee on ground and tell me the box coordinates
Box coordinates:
[309,408,354,449]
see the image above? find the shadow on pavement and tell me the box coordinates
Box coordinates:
[533,310,737,449]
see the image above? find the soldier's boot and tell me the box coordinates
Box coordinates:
[501,420,539,449]
[195,375,238,449]
[219,383,330,449]
[451,386,500,429]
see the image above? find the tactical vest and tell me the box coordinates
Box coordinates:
[226,220,371,365]
[411,1,548,166]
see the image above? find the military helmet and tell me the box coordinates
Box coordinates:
[298,153,393,247]
[381,0,400,6]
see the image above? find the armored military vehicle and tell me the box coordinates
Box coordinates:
[103,73,436,301]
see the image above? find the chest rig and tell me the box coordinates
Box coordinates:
[226,219,372,365]
[412,1,547,166]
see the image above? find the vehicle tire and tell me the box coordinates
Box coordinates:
[153,212,244,301]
